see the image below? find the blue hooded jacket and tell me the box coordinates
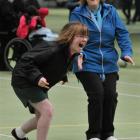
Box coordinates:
[70,3,133,74]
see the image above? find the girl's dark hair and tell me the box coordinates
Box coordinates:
[25,5,38,16]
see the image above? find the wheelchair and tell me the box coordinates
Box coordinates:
[3,28,58,71]
[4,37,32,71]
[0,29,17,71]
[0,0,49,71]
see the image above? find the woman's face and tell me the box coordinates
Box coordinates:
[87,0,100,9]
[70,35,88,55]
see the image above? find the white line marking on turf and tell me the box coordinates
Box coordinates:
[119,81,140,87]
[0,133,140,140]
[0,77,10,80]
[0,133,13,138]
[118,137,140,140]
[119,93,140,98]
[1,122,140,129]
[0,77,140,86]
[0,77,140,98]
[57,84,140,98]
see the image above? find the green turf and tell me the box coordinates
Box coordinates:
[0,71,140,140]
[0,8,140,140]
[46,8,69,33]
[46,8,140,34]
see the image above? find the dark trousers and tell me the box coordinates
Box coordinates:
[76,72,118,140]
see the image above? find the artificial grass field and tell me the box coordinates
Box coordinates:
[0,8,140,140]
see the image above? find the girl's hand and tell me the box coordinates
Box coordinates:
[38,77,49,89]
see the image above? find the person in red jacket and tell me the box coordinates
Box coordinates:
[16,5,49,39]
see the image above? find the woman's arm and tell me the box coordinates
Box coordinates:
[113,7,133,59]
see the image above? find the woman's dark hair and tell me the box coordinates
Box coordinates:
[80,0,104,5]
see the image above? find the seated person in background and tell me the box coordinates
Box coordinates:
[29,7,58,41]
[16,5,48,39]
[16,5,58,41]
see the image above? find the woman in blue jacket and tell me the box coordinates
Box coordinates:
[70,0,134,140]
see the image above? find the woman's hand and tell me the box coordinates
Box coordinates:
[124,56,135,65]
[38,77,49,89]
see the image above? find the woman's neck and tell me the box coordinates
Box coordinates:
[88,4,100,11]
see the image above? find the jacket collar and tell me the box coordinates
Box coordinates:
[72,3,112,19]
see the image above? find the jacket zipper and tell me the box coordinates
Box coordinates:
[99,30,105,81]
[78,6,111,80]
[90,15,105,81]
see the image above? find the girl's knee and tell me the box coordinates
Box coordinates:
[41,102,54,119]
[34,100,54,120]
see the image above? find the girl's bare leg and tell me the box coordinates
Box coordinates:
[31,99,53,140]
[21,111,40,133]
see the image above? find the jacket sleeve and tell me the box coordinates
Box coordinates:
[16,16,29,39]
[38,7,49,27]
[69,8,81,21]
[20,46,57,85]
[113,7,133,59]
[29,16,38,30]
